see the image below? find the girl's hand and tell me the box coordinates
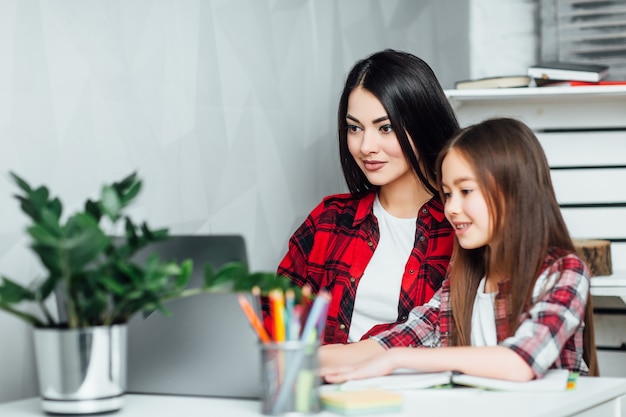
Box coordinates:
[320,349,396,383]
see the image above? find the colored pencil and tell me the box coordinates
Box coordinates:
[285,289,295,340]
[251,285,263,319]
[300,284,312,329]
[269,289,286,342]
[237,294,271,343]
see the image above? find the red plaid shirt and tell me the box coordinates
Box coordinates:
[374,247,591,377]
[277,191,454,344]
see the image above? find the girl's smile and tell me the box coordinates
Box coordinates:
[452,221,471,236]
[441,148,492,249]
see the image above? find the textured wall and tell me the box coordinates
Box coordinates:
[469,0,539,79]
[0,0,469,403]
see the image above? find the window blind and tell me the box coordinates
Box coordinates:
[540,0,626,79]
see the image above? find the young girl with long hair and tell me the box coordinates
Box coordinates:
[320,118,597,381]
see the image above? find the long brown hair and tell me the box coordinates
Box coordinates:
[436,118,597,375]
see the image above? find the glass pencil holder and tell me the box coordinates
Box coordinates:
[259,340,321,415]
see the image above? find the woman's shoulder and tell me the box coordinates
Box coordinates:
[319,192,361,204]
[312,192,374,212]
[305,192,376,227]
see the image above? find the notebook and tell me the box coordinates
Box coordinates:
[125,234,262,399]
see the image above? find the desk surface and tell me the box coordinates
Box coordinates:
[2,377,626,417]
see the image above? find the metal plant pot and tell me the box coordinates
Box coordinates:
[33,324,127,414]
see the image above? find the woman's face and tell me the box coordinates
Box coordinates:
[346,87,414,190]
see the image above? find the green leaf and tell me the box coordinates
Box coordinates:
[40,206,63,236]
[101,276,127,296]
[156,261,182,277]
[140,222,169,241]
[37,275,61,301]
[119,180,141,207]
[108,172,142,211]
[49,197,62,220]
[75,290,108,327]
[27,224,60,247]
[232,271,265,292]
[15,195,39,222]
[61,213,109,269]
[252,272,297,295]
[113,259,141,285]
[30,186,50,211]
[9,172,32,194]
[30,244,62,275]
[207,261,249,290]
[100,185,122,221]
[0,277,37,303]
[84,199,101,221]
[115,172,139,195]
[175,259,193,289]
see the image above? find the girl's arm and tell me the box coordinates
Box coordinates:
[321,345,534,383]
[499,253,590,378]
[319,283,448,373]
[318,339,385,369]
[321,252,589,384]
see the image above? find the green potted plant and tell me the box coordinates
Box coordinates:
[0,172,285,415]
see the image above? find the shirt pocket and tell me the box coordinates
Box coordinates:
[321,268,355,343]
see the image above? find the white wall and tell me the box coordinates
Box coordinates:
[469,0,539,79]
[0,0,470,403]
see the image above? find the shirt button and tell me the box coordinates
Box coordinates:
[418,235,425,242]
[409,269,414,274]
[350,277,356,283]
[401,316,408,321]
[339,324,346,330]
[422,208,427,213]
[368,241,374,247]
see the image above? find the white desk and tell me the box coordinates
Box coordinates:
[2,377,625,417]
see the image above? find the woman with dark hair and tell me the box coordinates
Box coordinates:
[320,118,597,381]
[276,49,460,344]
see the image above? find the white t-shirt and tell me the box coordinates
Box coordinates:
[348,195,416,342]
[471,277,497,346]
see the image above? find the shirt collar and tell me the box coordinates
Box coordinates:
[353,191,376,226]
[353,191,447,225]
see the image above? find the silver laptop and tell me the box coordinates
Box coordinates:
[125,235,262,399]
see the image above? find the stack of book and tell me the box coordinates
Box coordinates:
[319,369,577,414]
[325,368,577,393]
[319,389,403,415]
[454,75,531,90]
[453,61,625,90]
[527,61,614,86]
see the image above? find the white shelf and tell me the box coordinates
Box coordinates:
[446,85,626,131]
[445,85,626,102]
[590,271,626,302]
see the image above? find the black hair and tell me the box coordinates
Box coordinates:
[338,49,459,196]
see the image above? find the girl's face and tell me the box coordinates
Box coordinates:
[441,148,492,249]
[346,87,414,189]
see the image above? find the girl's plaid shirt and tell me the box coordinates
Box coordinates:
[373,247,591,377]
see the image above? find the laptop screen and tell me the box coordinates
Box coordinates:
[125,235,262,399]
